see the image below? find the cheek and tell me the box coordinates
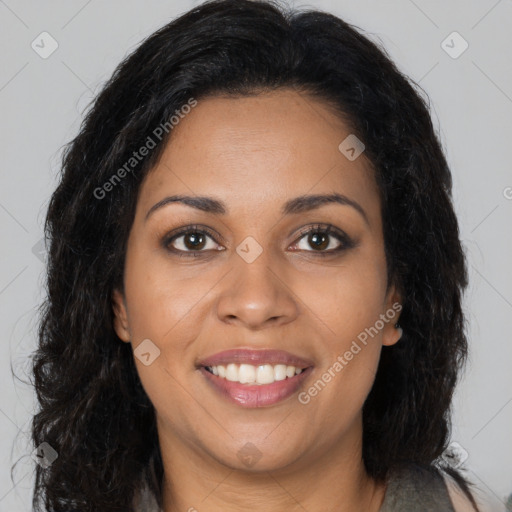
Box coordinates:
[296,266,387,433]
[292,255,388,341]
[290,253,388,410]
[123,253,206,425]
[123,248,210,343]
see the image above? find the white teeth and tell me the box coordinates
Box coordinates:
[205,363,306,385]
[225,363,239,382]
[256,364,274,384]
[274,364,287,381]
[238,364,256,384]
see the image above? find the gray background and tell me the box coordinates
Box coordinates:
[1,0,511,510]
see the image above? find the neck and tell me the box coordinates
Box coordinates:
[158,417,386,512]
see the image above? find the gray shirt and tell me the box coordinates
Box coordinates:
[133,463,456,511]
[379,464,456,511]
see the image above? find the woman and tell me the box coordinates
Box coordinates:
[31,0,482,510]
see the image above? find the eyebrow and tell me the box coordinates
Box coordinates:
[144,193,369,225]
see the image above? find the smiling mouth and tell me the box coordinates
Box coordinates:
[197,348,314,407]
[203,363,308,385]
[199,364,313,408]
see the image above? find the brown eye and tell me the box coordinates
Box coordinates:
[307,232,331,251]
[164,225,222,256]
[181,232,207,250]
[291,224,355,255]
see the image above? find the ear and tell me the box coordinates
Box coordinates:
[381,283,403,347]
[112,288,131,343]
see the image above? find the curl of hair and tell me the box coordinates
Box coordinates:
[29,0,478,510]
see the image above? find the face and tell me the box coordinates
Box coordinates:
[112,89,402,473]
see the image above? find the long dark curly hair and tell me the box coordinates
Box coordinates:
[29,0,479,510]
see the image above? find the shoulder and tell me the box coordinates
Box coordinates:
[443,473,479,512]
[380,463,461,511]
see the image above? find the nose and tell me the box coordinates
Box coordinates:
[215,247,299,330]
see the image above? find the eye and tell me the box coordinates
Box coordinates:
[290,224,354,255]
[163,225,222,257]
[162,223,354,258]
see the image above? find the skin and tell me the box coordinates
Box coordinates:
[112,88,403,512]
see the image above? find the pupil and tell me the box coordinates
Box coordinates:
[309,232,328,250]
[185,232,205,250]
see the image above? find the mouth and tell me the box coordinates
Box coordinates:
[203,362,308,384]
[197,349,314,408]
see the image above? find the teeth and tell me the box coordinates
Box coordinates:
[205,363,305,385]
[225,363,238,382]
[274,364,287,381]
[239,364,256,383]
[256,364,274,384]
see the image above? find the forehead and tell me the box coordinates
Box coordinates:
[137,89,379,222]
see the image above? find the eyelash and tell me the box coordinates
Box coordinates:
[162,223,355,258]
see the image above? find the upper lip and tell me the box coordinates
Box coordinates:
[197,348,314,369]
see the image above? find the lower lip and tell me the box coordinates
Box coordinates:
[199,367,313,408]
